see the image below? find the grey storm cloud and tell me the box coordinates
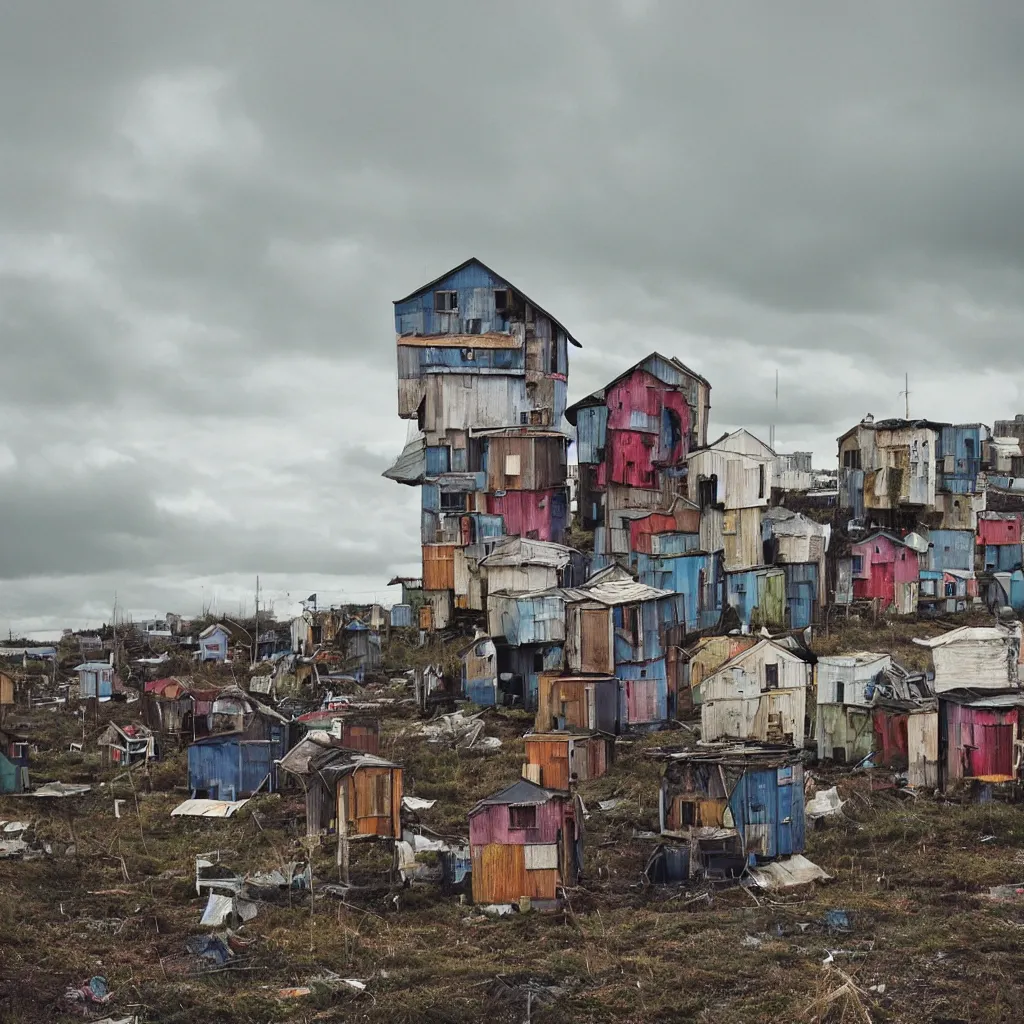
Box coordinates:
[2,1,1024,631]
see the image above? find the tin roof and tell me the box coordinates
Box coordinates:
[564,352,709,424]
[470,778,559,813]
[480,537,574,569]
[393,257,581,348]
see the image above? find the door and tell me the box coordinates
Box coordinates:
[580,608,612,673]
[240,741,273,795]
[977,724,1015,779]
[775,767,795,856]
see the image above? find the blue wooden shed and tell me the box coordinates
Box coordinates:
[187,692,291,799]
[658,746,806,863]
[74,662,114,699]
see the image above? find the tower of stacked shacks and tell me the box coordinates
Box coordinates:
[385,259,578,634]
[835,417,1000,613]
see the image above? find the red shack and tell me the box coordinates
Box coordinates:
[851,530,921,613]
[468,779,582,906]
[941,693,1023,790]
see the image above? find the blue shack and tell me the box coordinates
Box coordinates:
[658,746,806,867]
[74,661,115,699]
[560,567,685,729]
[187,689,291,799]
[927,529,975,572]
[635,549,722,632]
[486,591,565,708]
[937,424,988,495]
[198,624,231,662]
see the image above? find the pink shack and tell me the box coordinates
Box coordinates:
[468,778,582,907]
[851,531,921,614]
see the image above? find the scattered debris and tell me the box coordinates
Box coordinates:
[63,975,111,1007]
[171,798,249,818]
[419,711,502,751]
[987,883,1024,901]
[402,796,437,811]
[746,855,831,890]
[18,782,91,798]
[597,798,625,811]
[805,786,846,822]
[200,891,258,926]
[823,909,854,933]
[278,974,367,999]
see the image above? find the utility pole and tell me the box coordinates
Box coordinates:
[770,369,779,452]
[899,373,910,419]
[253,576,259,667]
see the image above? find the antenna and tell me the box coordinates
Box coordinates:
[770,369,779,452]
[899,373,910,419]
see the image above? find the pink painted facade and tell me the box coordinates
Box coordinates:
[852,533,919,605]
[605,369,692,467]
[469,796,569,846]
[486,489,562,542]
[943,701,1020,783]
[978,514,1022,547]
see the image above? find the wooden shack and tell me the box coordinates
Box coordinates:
[468,779,582,906]
[523,733,614,791]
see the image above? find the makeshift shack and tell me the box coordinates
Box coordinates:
[654,746,807,880]
[187,689,291,799]
[699,639,813,746]
[97,723,155,767]
[940,692,1024,792]
[468,779,582,906]
[535,673,620,734]
[523,732,614,790]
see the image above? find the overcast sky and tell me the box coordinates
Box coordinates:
[3,2,1024,635]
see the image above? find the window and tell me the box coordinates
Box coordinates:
[835,681,845,703]
[504,454,521,477]
[842,449,862,470]
[533,651,545,672]
[434,290,458,312]
[764,664,779,690]
[461,348,475,361]
[758,464,766,499]
[625,605,641,648]
[465,318,482,335]
[494,289,509,312]
[439,491,466,512]
[550,334,559,373]
[698,474,718,509]
[520,412,529,425]
[509,805,537,830]
[851,555,863,574]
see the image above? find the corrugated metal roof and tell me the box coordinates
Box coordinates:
[392,257,581,348]
[73,662,111,672]
[480,537,573,569]
[470,778,558,811]
[914,626,1018,648]
[383,434,426,484]
[171,798,249,817]
[564,351,709,423]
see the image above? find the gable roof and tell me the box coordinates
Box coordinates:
[692,428,775,460]
[480,536,574,569]
[913,625,1019,649]
[469,778,558,814]
[198,623,231,640]
[393,257,581,348]
[564,352,709,424]
[707,638,814,679]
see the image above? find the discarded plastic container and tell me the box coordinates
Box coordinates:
[518,896,532,913]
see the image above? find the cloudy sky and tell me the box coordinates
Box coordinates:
[2,2,1023,635]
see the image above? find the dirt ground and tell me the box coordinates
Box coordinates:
[2,619,1024,1023]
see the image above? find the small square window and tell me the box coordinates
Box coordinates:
[764,664,779,690]
[509,805,537,830]
[434,290,458,312]
[494,289,509,312]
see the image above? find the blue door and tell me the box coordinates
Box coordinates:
[775,767,795,855]
[240,742,274,795]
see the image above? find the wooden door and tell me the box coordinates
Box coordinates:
[580,607,611,674]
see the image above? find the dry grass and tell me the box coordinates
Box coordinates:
[3,616,1024,1022]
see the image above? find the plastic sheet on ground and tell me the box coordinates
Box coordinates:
[419,711,502,751]
[402,796,437,811]
[746,855,831,890]
[172,798,249,818]
[805,786,845,820]
[200,891,258,926]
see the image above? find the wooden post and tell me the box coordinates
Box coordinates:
[337,779,350,884]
